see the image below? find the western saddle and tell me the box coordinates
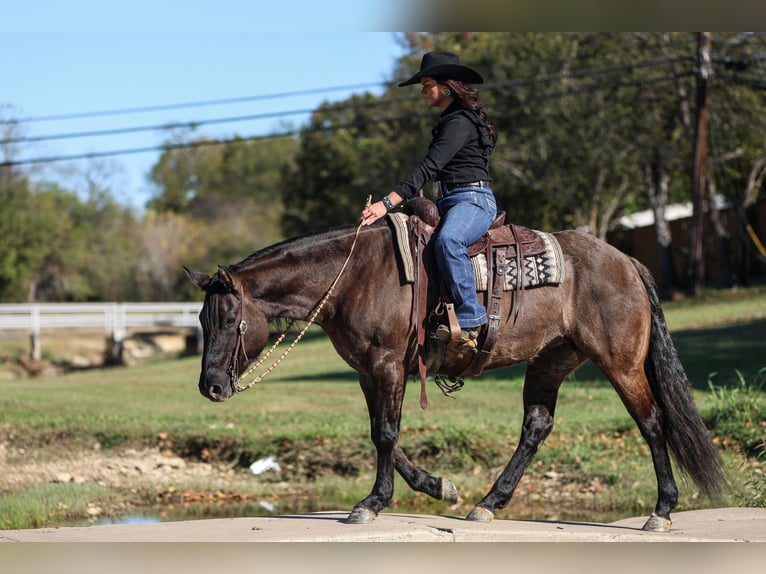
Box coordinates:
[400,197,546,409]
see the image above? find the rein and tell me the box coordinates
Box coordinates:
[229,196,371,394]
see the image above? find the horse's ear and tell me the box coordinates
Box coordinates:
[217,265,238,292]
[183,266,212,291]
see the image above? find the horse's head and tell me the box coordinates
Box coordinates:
[184,265,270,402]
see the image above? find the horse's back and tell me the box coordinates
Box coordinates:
[554,229,648,296]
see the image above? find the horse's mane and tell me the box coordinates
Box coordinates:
[229,224,366,272]
[226,224,372,329]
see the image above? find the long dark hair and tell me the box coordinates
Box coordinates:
[442,79,497,145]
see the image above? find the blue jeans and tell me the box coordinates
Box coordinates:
[433,186,497,329]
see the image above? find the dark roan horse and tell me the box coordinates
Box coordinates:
[184,214,725,530]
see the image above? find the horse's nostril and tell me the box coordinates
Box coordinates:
[209,384,223,399]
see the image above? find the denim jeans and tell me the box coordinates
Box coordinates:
[433,186,497,329]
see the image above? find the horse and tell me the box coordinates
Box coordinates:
[184,215,725,531]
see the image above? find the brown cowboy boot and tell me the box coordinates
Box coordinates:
[435,325,480,352]
[457,328,480,351]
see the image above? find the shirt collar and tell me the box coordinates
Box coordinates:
[440,99,465,118]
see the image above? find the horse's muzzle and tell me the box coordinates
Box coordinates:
[199,374,233,402]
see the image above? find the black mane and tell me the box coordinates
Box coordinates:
[229,223,367,272]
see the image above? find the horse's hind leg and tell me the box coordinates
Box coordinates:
[466,346,584,522]
[394,447,459,504]
[605,367,678,531]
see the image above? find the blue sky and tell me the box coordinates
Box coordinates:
[2,2,409,208]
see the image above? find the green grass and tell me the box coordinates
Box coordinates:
[0,483,117,530]
[1,287,764,528]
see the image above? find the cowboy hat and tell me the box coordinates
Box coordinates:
[398,51,484,87]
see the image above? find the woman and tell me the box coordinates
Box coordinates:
[361,51,498,351]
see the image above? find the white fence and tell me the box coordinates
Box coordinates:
[0,302,203,361]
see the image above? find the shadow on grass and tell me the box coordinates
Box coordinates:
[672,318,766,390]
[275,371,360,383]
[482,319,766,392]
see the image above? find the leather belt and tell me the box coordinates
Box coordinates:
[435,180,491,196]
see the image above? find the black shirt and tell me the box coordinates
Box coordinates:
[393,100,493,200]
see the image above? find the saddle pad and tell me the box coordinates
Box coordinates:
[387,212,415,283]
[387,212,565,290]
[471,231,565,291]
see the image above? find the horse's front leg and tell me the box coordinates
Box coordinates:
[346,362,405,524]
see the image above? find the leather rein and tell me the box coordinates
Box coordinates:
[225,197,371,395]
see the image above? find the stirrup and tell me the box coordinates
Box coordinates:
[457,328,479,352]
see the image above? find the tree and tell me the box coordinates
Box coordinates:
[148,133,298,274]
[0,181,85,301]
[706,32,766,286]
[281,92,431,235]
[132,210,207,301]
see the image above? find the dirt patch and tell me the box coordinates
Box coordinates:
[0,443,221,491]
[1,439,629,524]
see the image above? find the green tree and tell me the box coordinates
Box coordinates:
[0,181,84,301]
[281,92,431,235]
[705,32,766,286]
[148,134,297,268]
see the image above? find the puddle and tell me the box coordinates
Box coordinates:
[90,516,163,526]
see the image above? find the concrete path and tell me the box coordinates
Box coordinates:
[1,507,764,542]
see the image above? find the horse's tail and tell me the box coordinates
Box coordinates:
[632,259,726,498]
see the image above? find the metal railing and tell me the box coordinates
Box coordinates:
[0,302,203,361]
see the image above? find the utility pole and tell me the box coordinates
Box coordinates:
[689,32,712,296]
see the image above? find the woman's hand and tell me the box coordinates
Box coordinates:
[360,200,387,226]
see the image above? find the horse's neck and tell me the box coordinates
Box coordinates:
[237,227,362,321]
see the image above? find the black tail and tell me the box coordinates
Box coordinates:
[633,260,726,498]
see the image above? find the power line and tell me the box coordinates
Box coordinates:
[5,56,746,169]
[491,55,693,90]
[4,97,417,145]
[0,82,387,125]
[1,112,435,167]
[4,57,693,146]
[1,73,691,169]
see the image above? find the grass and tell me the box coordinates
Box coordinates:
[1,287,764,528]
[0,484,118,530]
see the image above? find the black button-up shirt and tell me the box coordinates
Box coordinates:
[393,100,493,200]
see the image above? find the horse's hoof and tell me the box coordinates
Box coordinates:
[441,478,459,504]
[642,513,672,532]
[465,505,494,522]
[345,506,377,524]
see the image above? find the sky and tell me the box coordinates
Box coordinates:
[1,2,410,208]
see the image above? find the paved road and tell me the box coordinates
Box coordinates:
[3,509,764,574]
[1,507,764,542]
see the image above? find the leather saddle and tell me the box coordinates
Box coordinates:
[401,196,544,409]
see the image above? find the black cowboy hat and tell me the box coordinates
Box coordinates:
[398,51,484,87]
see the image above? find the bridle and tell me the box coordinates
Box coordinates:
[221,196,370,395]
[225,297,249,395]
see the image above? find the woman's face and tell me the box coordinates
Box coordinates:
[419,77,452,109]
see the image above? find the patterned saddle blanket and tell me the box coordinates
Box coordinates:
[388,212,566,291]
